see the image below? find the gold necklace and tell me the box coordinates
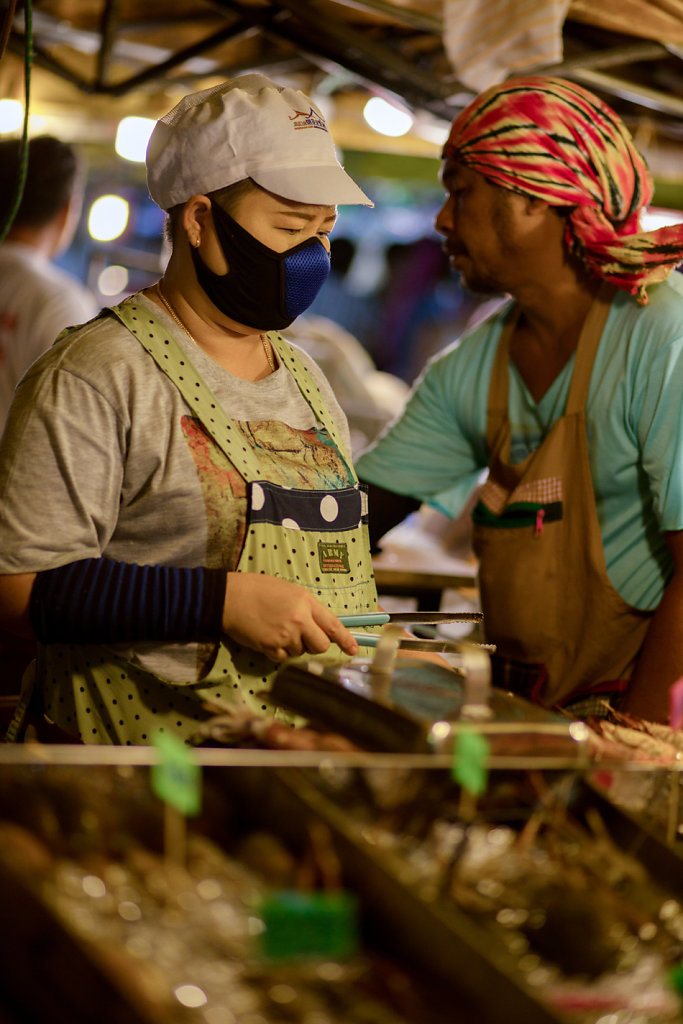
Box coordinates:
[154,282,276,374]
[156,282,193,340]
[260,331,276,373]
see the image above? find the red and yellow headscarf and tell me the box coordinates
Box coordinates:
[443,76,683,304]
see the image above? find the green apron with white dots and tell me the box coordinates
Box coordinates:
[39,300,378,745]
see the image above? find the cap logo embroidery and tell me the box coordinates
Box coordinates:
[289,107,328,132]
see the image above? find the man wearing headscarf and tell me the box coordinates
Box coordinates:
[356,76,683,723]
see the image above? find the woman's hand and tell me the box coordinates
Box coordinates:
[222,572,359,662]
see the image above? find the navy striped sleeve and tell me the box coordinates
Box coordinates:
[29,558,226,644]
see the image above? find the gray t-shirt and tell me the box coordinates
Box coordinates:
[0,291,354,680]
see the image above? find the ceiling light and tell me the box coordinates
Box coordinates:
[363,96,413,138]
[115,116,156,163]
[88,195,129,242]
[0,99,24,134]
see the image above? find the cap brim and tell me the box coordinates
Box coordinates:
[251,164,373,207]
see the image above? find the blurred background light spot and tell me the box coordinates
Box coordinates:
[641,207,683,231]
[174,984,208,1008]
[28,114,48,133]
[0,99,24,133]
[97,264,129,296]
[363,96,413,138]
[88,194,129,241]
[115,115,155,162]
[413,120,449,146]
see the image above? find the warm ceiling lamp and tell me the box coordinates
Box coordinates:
[0,99,24,134]
[88,194,129,242]
[363,96,413,138]
[115,116,156,163]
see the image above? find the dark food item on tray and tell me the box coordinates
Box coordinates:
[269,656,578,758]
[585,707,683,762]
[0,766,454,1024]
[578,708,683,851]
[192,700,360,751]
[266,765,683,1023]
[2,759,683,1023]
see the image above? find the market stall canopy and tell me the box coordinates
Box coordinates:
[1,0,683,156]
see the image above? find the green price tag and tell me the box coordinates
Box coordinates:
[258,890,359,962]
[669,963,683,994]
[452,728,490,796]
[150,730,202,817]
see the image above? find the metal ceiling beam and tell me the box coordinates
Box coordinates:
[7,35,95,92]
[101,15,271,96]
[96,0,123,89]
[261,21,465,120]
[7,5,281,97]
[9,0,680,129]
[568,68,683,118]
[264,0,461,103]
[534,40,670,76]
[325,0,442,33]
[205,0,456,108]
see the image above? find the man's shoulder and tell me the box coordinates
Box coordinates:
[603,274,683,360]
[614,273,683,324]
[652,271,683,312]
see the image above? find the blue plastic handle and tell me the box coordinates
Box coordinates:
[349,632,380,647]
[339,613,390,627]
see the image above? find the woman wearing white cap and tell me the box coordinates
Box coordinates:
[0,75,379,744]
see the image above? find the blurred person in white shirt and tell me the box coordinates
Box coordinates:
[0,135,97,427]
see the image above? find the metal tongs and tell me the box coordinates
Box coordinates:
[340,612,482,627]
[340,610,489,654]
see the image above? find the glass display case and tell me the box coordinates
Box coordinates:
[0,743,682,1024]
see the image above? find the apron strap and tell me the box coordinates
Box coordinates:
[108,300,352,482]
[485,282,616,448]
[268,331,349,458]
[565,282,616,415]
[485,305,519,451]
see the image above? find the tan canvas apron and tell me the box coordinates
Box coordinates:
[30,301,378,744]
[472,284,652,708]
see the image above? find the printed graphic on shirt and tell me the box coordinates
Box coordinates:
[236,420,354,488]
[181,417,249,571]
[182,414,359,674]
[181,415,356,570]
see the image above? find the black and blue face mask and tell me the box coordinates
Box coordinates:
[190,199,331,331]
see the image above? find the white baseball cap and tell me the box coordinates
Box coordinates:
[146,73,373,210]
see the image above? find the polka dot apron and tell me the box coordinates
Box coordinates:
[38,301,378,745]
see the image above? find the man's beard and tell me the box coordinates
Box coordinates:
[455,267,508,298]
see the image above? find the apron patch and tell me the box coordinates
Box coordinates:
[480,475,563,515]
[249,480,362,532]
[318,540,350,573]
[473,499,563,529]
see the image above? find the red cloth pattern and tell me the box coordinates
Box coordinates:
[443,76,683,304]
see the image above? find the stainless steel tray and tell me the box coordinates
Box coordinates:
[269,657,579,760]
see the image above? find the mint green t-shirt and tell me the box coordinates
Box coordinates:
[356,274,683,610]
